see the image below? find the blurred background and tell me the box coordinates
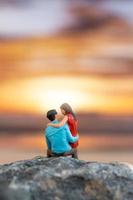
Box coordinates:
[0,0,133,164]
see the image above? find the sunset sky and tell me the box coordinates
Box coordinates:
[0,0,133,116]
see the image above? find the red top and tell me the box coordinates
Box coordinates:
[67,113,79,148]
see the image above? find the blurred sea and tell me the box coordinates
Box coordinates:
[0,133,132,164]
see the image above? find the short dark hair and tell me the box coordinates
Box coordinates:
[47,109,57,121]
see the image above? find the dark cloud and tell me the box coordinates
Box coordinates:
[64,3,127,33]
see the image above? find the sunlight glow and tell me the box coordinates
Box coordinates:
[0,76,133,115]
[39,89,85,112]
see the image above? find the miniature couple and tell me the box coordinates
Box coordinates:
[45,103,79,158]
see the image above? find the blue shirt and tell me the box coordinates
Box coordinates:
[45,120,78,153]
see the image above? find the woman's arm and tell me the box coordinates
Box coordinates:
[66,126,79,143]
[47,116,68,128]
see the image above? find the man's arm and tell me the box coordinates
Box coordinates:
[65,125,79,143]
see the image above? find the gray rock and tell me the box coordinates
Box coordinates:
[0,156,133,200]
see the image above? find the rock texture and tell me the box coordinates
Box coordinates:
[0,156,133,200]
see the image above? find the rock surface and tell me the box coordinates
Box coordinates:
[0,156,133,200]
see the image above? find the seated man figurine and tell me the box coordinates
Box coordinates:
[45,109,79,158]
